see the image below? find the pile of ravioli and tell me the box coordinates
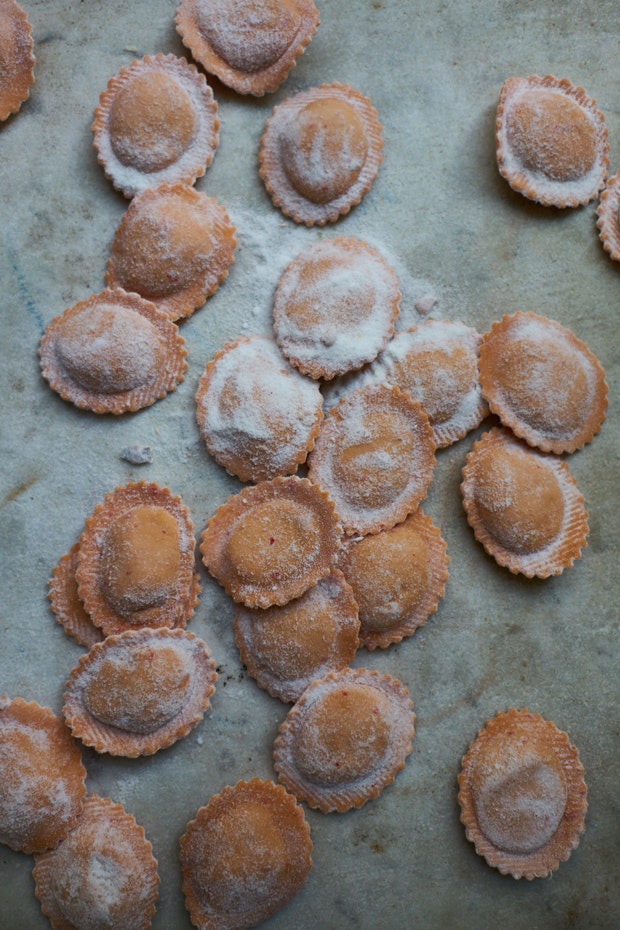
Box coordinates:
[1,2,613,929]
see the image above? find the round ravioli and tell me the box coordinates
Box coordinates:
[106,184,236,322]
[274,668,414,812]
[458,709,587,879]
[48,544,104,648]
[196,334,323,482]
[75,482,200,636]
[596,170,620,262]
[93,53,219,198]
[234,568,360,702]
[200,475,342,608]
[0,697,86,854]
[38,288,187,414]
[0,0,35,121]
[63,628,217,757]
[33,795,160,930]
[461,427,589,578]
[496,74,608,207]
[180,778,312,930]
[273,236,401,380]
[307,384,436,536]
[478,311,607,454]
[175,0,319,96]
[372,319,488,447]
[259,82,383,225]
[338,508,449,649]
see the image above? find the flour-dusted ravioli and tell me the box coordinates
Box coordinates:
[76,482,200,636]
[234,568,359,703]
[180,778,312,930]
[596,170,620,262]
[372,319,488,447]
[458,709,587,879]
[33,795,160,930]
[200,475,342,608]
[0,697,86,854]
[0,0,35,121]
[461,428,589,578]
[259,82,382,226]
[338,508,449,650]
[196,334,324,482]
[38,288,188,414]
[48,544,104,648]
[106,184,236,322]
[478,311,607,454]
[176,0,319,96]
[93,53,219,198]
[274,668,414,813]
[63,628,217,757]
[273,237,401,380]
[307,384,436,536]
[496,74,608,207]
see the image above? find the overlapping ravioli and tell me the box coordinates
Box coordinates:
[338,509,449,649]
[458,709,587,879]
[307,384,436,536]
[371,319,488,447]
[176,0,319,96]
[33,795,160,930]
[93,53,219,198]
[259,82,383,225]
[0,697,86,854]
[75,482,200,636]
[38,288,187,414]
[63,628,217,757]
[200,475,342,608]
[234,569,359,702]
[196,334,324,482]
[273,237,401,380]
[48,544,104,648]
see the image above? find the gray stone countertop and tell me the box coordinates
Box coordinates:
[0,1,618,928]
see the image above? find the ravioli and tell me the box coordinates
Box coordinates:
[93,53,219,198]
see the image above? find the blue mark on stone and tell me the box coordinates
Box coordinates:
[7,242,45,333]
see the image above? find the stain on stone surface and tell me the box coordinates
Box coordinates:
[2,474,41,507]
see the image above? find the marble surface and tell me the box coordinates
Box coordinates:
[1,1,619,928]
